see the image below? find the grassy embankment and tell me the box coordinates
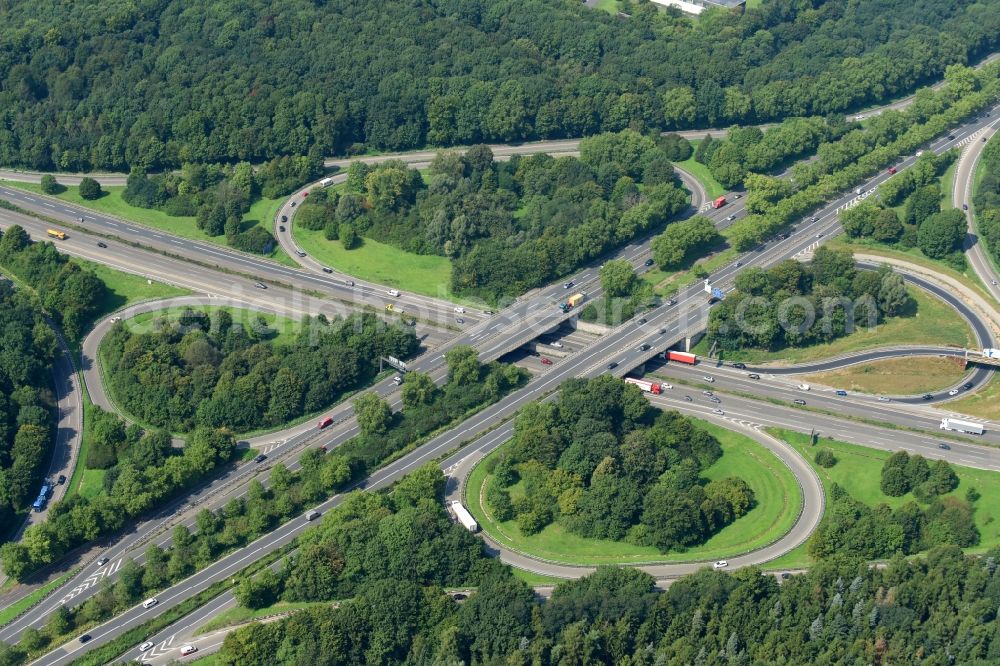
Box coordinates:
[466,419,801,567]
[764,428,1000,569]
[801,356,968,395]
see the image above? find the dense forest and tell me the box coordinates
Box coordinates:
[0,424,235,581]
[0,225,107,341]
[0,281,56,538]
[189,468,1000,666]
[1,0,999,170]
[726,63,1000,251]
[301,132,688,301]
[842,150,968,269]
[708,247,912,352]
[482,376,754,551]
[103,309,419,433]
[974,134,1000,268]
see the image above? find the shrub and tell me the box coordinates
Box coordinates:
[814,448,838,468]
[78,177,103,200]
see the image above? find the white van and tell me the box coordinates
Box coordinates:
[387,289,400,297]
[305,510,321,521]
[142,598,158,609]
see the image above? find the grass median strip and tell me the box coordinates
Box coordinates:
[0,570,77,627]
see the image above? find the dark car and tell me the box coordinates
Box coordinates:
[452,593,467,601]
[280,215,287,223]
[644,259,655,267]
[922,394,934,401]
[659,328,666,334]
[684,395,693,401]
[938,442,951,450]
[254,454,267,463]
[345,279,355,286]
[607,362,618,370]
[781,572,791,580]
[97,241,107,248]
[963,204,969,211]
[748,373,760,380]
[96,557,109,566]
[963,382,974,390]
[322,267,333,274]
[279,225,286,232]
[665,299,676,306]
[793,399,806,405]
[948,134,955,140]
[732,362,747,369]
[637,344,651,351]
[57,474,66,484]
[637,318,647,325]
[79,635,92,644]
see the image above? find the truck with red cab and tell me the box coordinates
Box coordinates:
[712,196,727,209]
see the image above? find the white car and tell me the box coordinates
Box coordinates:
[180,645,198,656]
[712,408,725,415]
[549,342,564,348]
[142,598,158,609]
[662,383,673,389]
[702,376,715,383]
[798,384,811,391]
[139,641,154,651]
[110,316,121,323]
[948,388,960,396]
[454,307,465,313]
[387,289,400,297]
[713,560,728,569]
[877,396,891,402]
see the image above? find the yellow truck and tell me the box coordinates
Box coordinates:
[559,292,586,312]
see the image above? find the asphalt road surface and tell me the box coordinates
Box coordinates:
[955,116,1000,303]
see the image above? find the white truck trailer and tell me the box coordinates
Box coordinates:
[450,501,479,532]
[939,418,984,435]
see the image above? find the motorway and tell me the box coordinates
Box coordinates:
[955,116,1000,303]
[6,80,1000,665]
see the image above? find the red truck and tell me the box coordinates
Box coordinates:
[317,416,333,429]
[712,196,727,209]
[624,377,663,394]
[665,350,697,365]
